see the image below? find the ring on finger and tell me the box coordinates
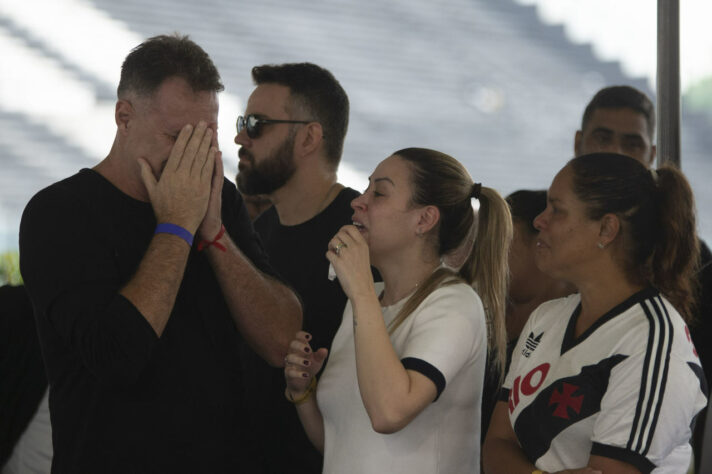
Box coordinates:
[334,242,347,256]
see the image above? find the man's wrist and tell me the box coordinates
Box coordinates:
[155,223,194,247]
[197,224,227,252]
[198,217,223,240]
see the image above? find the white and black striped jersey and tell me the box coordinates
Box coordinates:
[501,288,707,473]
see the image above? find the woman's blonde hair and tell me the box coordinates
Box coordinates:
[387,148,513,379]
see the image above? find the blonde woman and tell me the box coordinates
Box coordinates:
[284,148,512,473]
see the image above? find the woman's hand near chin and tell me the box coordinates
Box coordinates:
[326,224,375,301]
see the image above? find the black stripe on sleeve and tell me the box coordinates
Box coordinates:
[402,357,446,402]
[635,300,663,452]
[498,387,510,402]
[641,296,672,456]
[627,297,672,455]
[627,301,656,451]
[591,442,656,474]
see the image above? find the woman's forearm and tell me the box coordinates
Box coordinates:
[351,295,436,433]
[482,437,538,474]
[483,402,538,473]
[294,394,325,453]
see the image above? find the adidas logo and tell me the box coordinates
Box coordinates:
[522,332,543,358]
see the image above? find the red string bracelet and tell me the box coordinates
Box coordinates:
[197,225,227,252]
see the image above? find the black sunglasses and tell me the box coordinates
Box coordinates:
[236,114,312,139]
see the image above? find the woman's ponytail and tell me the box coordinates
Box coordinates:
[460,187,512,381]
[651,166,699,321]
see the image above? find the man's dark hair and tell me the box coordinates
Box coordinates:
[581,86,655,139]
[506,190,547,236]
[252,63,349,168]
[118,34,224,98]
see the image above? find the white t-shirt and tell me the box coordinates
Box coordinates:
[317,281,487,474]
[503,288,707,474]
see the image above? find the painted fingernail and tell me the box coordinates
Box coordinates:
[304,347,311,353]
[303,360,310,366]
[305,334,312,340]
[302,373,309,378]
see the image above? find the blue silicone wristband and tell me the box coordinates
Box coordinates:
[154,223,194,247]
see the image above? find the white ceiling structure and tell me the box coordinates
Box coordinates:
[1,0,710,251]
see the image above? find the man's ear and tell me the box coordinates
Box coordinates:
[416,205,440,236]
[599,213,621,247]
[115,99,134,135]
[648,144,657,168]
[295,122,324,158]
[574,130,583,157]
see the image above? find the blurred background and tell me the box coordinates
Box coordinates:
[1,0,711,262]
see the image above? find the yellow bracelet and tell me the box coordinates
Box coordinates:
[285,377,317,405]
[532,470,545,474]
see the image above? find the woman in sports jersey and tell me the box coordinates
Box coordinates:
[283,148,512,473]
[484,153,707,474]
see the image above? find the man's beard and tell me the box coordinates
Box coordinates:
[236,131,296,196]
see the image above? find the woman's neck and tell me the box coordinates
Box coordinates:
[575,271,644,337]
[377,255,441,307]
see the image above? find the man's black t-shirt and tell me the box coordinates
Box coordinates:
[20,169,274,473]
[243,187,359,474]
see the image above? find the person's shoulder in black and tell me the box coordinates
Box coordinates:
[254,186,359,350]
[0,285,47,469]
[244,187,358,474]
[223,179,276,277]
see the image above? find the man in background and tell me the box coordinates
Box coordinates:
[236,62,357,473]
[575,85,656,166]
